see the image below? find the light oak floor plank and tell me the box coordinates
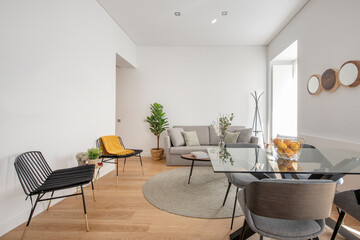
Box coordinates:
[1,157,358,239]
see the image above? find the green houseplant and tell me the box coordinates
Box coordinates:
[87,147,102,165]
[146,102,169,160]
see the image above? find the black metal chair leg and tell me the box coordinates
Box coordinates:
[91,181,95,202]
[331,211,346,240]
[188,160,195,184]
[240,219,247,240]
[231,187,239,230]
[116,158,119,176]
[21,195,40,240]
[223,181,232,206]
[122,158,127,172]
[80,186,89,232]
[116,158,119,187]
[47,191,54,210]
[139,154,144,175]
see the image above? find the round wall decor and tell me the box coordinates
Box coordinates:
[307,75,322,95]
[339,61,360,88]
[321,68,340,92]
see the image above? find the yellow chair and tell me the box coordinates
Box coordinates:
[96,136,143,186]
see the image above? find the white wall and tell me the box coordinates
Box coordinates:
[268,0,360,190]
[0,0,136,236]
[116,46,267,155]
[269,0,360,147]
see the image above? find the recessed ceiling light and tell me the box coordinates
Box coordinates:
[221,11,228,16]
[211,18,217,24]
[174,12,181,16]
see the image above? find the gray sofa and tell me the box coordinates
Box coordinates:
[164,125,258,166]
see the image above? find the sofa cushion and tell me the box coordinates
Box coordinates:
[224,132,240,144]
[174,126,210,145]
[183,131,200,146]
[236,128,253,143]
[209,125,245,145]
[170,146,211,155]
[167,128,185,147]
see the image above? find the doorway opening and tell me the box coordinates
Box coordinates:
[271,41,298,138]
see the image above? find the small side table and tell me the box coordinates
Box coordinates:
[181,154,210,184]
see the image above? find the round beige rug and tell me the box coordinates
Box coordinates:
[142,167,243,218]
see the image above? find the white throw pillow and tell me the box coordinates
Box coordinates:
[167,128,185,147]
[236,128,253,143]
[182,131,200,147]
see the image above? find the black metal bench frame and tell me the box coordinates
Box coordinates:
[14,151,95,239]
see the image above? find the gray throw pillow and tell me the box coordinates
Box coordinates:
[167,128,185,147]
[182,131,200,146]
[224,132,240,144]
[236,128,253,143]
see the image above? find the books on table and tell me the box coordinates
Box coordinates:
[191,151,209,159]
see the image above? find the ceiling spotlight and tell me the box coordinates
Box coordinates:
[174,12,181,16]
[211,18,217,24]
[221,11,228,16]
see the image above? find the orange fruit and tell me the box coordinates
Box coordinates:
[290,142,300,151]
[277,149,285,156]
[273,138,282,146]
[277,142,287,150]
[283,139,293,147]
[285,148,295,157]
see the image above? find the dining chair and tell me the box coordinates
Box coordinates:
[223,143,274,230]
[97,135,143,186]
[331,189,360,240]
[238,179,336,240]
[14,151,95,239]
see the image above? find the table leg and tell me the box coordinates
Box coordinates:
[188,160,195,184]
[230,222,255,240]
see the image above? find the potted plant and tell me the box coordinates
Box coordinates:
[146,102,169,160]
[87,147,102,165]
[76,152,88,166]
[212,113,235,148]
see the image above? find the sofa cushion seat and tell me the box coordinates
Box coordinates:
[169,146,212,155]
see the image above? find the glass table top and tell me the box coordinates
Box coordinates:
[208,147,360,175]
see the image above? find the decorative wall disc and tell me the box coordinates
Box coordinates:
[307,75,322,95]
[339,61,360,88]
[321,68,340,92]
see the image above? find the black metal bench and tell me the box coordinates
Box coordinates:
[14,151,95,239]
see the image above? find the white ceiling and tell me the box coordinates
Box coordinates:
[97,0,309,46]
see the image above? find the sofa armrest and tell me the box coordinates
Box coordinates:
[164,134,171,161]
[250,136,259,144]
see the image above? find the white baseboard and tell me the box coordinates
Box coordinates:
[0,164,115,237]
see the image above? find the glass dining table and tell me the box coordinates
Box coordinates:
[207,146,360,240]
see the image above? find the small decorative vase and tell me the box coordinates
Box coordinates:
[88,159,98,166]
[77,160,86,166]
[218,138,225,149]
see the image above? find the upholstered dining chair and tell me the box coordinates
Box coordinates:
[331,189,360,240]
[223,143,274,230]
[97,135,143,186]
[238,179,336,240]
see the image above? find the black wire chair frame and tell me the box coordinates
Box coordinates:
[14,151,96,239]
[96,136,143,185]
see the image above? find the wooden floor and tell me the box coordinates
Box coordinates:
[2,157,359,239]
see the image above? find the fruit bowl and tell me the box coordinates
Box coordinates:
[271,136,305,161]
